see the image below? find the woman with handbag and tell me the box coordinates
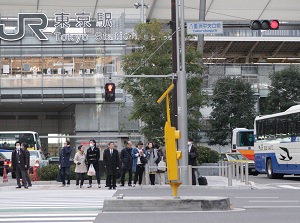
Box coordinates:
[155,144,166,185]
[132,141,147,187]
[146,142,158,185]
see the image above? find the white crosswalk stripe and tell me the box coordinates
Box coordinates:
[0,185,116,222]
[276,185,300,190]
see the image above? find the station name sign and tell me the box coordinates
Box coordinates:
[0,12,137,43]
[187,21,223,35]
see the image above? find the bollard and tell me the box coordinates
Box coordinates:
[222,161,225,177]
[240,162,244,182]
[232,162,236,179]
[245,162,249,185]
[187,165,192,185]
[218,162,222,176]
[144,163,149,185]
[235,162,240,180]
[224,162,228,178]
[227,163,232,186]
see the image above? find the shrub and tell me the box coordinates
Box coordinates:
[196,146,219,165]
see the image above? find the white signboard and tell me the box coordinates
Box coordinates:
[187,21,223,35]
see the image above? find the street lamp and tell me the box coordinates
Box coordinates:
[134,1,150,23]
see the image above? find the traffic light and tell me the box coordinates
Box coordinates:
[250,20,279,30]
[104,83,115,102]
[164,123,181,181]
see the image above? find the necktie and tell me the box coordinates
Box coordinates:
[110,150,113,155]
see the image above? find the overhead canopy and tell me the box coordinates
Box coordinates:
[0,0,300,21]
[0,0,300,63]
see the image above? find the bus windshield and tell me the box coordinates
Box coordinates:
[0,131,40,150]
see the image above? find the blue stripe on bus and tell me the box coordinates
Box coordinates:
[255,152,300,175]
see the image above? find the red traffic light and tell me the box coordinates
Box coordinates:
[270,20,279,29]
[250,20,279,30]
[105,83,115,92]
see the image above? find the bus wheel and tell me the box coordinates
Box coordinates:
[267,159,283,179]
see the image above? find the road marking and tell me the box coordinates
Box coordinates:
[101,208,246,213]
[244,206,300,209]
[0,217,95,222]
[277,185,300,189]
[0,213,98,217]
[235,197,278,199]
[249,200,299,203]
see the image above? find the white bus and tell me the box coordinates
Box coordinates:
[0,131,41,151]
[231,128,254,160]
[254,105,300,179]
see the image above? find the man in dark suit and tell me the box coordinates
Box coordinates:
[120,141,133,186]
[11,141,28,189]
[86,139,101,188]
[59,140,72,187]
[103,142,120,189]
[188,138,198,185]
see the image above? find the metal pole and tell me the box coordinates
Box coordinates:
[236,162,240,180]
[141,0,145,23]
[228,163,232,186]
[240,162,244,182]
[197,0,206,55]
[188,165,192,185]
[171,0,178,128]
[218,161,221,176]
[177,0,189,185]
[245,162,249,185]
[144,163,149,185]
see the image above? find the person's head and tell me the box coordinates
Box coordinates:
[127,141,133,148]
[89,139,96,147]
[64,140,71,147]
[148,142,153,148]
[15,141,21,150]
[154,143,160,149]
[108,142,114,149]
[137,141,143,149]
[78,145,84,153]
[188,138,193,146]
[21,142,28,150]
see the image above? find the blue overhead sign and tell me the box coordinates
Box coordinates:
[187,21,223,35]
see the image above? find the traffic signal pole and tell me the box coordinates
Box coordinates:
[177,0,189,185]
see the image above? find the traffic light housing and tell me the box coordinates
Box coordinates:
[250,20,279,30]
[104,83,115,102]
[165,123,181,181]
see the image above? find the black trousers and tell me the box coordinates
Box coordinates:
[149,173,156,185]
[88,163,100,185]
[107,175,116,188]
[134,165,144,185]
[192,168,197,185]
[16,164,27,187]
[120,168,132,185]
[60,167,70,185]
[76,173,85,186]
[24,169,31,186]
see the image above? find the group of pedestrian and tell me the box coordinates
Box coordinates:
[120,141,166,187]
[12,137,198,189]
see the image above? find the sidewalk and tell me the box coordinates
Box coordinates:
[0,175,252,190]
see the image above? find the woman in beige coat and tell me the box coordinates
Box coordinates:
[74,145,87,188]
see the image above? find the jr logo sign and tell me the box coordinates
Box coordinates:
[0,13,48,41]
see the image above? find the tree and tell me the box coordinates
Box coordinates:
[120,20,206,142]
[207,77,256,146]
[265,65,300,114]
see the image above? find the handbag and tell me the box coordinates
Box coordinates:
[87,164,96,176]
[157,156,166,172]
[140,155,148,164]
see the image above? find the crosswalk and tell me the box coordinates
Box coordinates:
[0,185,116,222]
[255,183,300,190]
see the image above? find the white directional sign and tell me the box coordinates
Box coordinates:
[187,21,223,35]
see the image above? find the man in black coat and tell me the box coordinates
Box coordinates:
[120,141,133,186]
[11,141,28,189]
[103,142,119,189]
[22,142,32,187]
[86,139,101,188]
[59,140,72,187]
[188,138,198,185]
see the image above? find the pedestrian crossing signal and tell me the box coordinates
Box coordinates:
[250,20,279,30]
[105,83,115,102]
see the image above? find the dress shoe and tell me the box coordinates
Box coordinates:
[113,187,116,190]
[98,184,101,188]
[24,186,28,189]
[108,187,112,190]
[28,184,32,187]
[128,184,132,187]
[16,186,21,188]
[87,185,92,188]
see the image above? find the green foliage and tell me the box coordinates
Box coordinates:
[37,164,76,181]
[265,65,300,114]
[120,20,207,141]
[196,146,219,164]
[207,77,256,146]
